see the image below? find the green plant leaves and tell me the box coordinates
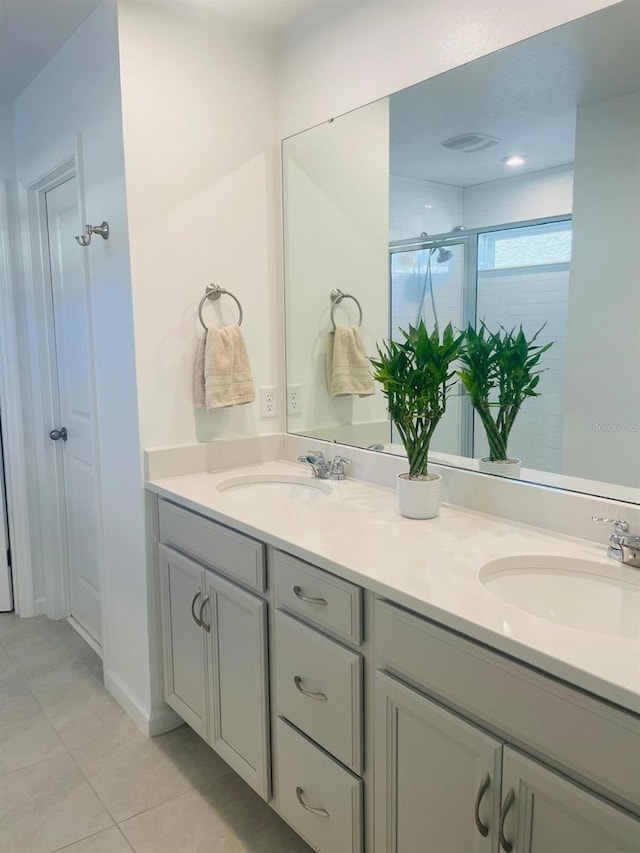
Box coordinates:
[373,320,554,469]
[457,322,554,461]
[370,321,464,477]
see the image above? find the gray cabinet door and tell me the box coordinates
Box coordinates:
[375,671,503,853]
[158,545,209,740]
[501,748,640,853]
[205,571,270,800]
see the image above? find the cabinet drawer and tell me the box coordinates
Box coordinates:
[273,550,362,645]
[276,717,363,853]
[376,599,640,814]
[158,499,265,592]
[275,611,363,773]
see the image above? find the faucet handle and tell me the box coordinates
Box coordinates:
[328,455,351,479]
[298,450,325,463]
[331,455,352,466]
[592,516,629,532]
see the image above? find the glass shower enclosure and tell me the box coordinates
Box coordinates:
[389,217,571,469]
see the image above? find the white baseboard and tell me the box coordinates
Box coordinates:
[66,616,102,658]
[104,668,183,738]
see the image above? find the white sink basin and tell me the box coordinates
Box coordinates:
[480,555,640,638]
[216,473,332,504]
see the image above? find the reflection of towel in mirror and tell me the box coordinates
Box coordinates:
[194,326,255,409]
[326,324,375,397]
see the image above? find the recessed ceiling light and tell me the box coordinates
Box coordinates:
[502,154,527,167]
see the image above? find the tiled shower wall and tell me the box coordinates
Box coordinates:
[475,266,569,472]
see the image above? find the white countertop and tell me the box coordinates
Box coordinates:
[147,461,640,715]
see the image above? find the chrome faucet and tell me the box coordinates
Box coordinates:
[297,450,352,480]
[592,517,640,568]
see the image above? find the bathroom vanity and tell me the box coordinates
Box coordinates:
[147,461,640,853]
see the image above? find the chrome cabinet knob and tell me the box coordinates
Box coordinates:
[49,427,68,442]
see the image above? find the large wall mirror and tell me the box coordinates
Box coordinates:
[283,0,640,503]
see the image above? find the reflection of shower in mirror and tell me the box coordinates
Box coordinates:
[415,244,453,328]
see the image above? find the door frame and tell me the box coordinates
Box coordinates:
[15,137,106,649]
[0,178,33,614]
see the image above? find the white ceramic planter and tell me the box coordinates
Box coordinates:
[478,457,522,479]
[397,473,442,519]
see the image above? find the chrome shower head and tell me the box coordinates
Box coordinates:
[436,247,453,263]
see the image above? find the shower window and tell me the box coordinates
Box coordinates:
[478,219,572,270]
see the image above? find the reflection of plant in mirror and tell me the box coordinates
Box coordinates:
[458,323,554,462]
[371,321,464,478]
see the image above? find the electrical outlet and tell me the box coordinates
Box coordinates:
[287,384,302,416]
[260,386,277,418]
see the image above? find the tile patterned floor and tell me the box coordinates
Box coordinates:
[0,613,312,852]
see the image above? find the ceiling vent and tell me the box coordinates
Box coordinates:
[441,133,500,153]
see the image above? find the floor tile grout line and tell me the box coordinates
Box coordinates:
[0,745,76,782]
[65,733,202,829]
[49,824,122,853]
[66,743,122,827]
[115,823,137,852]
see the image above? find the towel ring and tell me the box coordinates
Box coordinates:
[198,284,243,330]
[330,288,363,329]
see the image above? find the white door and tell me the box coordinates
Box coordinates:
[375,671,503,853]
[501,748,640,853]
[0,420,12,611]
[45,177,102,644]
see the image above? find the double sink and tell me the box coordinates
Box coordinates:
[216,472,640,641]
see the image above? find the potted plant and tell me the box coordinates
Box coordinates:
[371,321,464,518]
[458,323,553,478]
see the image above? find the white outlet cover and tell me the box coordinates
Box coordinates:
[260,386,278,418]
[287,384,302,416]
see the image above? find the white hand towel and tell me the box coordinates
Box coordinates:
[194,333,206,408]
[194,325,255,409]
[326,324,375,397]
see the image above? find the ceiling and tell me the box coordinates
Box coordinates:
[389,1,640,187]
[0,0,340,102]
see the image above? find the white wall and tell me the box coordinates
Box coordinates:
[278,0,619,138]
[0,101,15,178]
[284,100,389,435]
[12,1,153,718]
[118,0,280,450]
[563,91,640,487]
[463,165,574,228]
[390,175,463,241]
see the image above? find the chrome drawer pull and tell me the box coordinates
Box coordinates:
[198,594,211,633]
[499,788,515,853]
[296,786,329,818]
[190,591,202,627]
[293,585,328,606]
[294,675,328,701]
[474,772,490,838]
